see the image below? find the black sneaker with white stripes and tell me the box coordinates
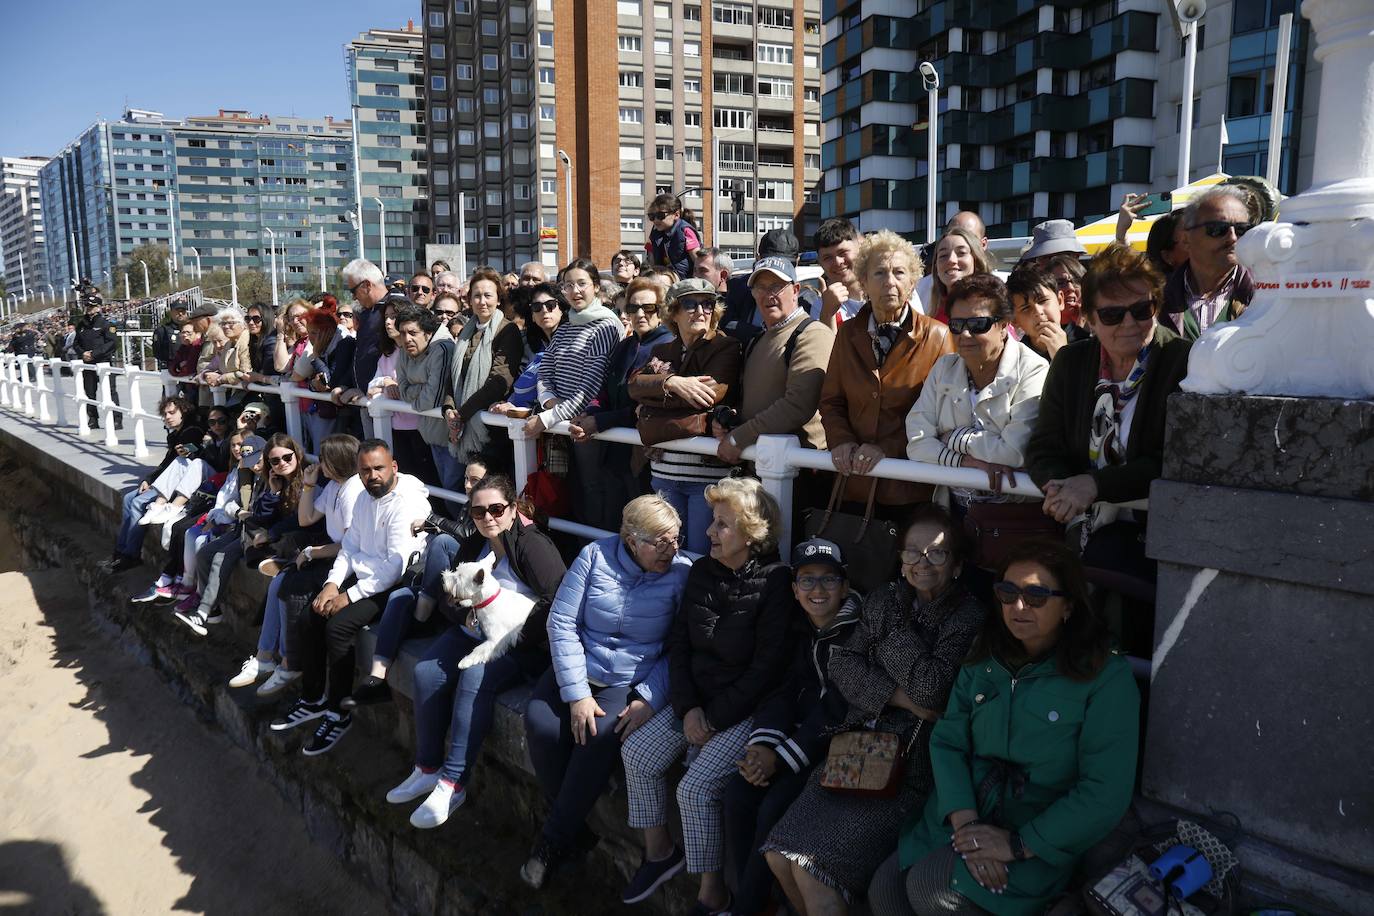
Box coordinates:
[302,712,352,756]
[269,697,328,732]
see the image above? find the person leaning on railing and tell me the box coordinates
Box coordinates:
[291,303,357,455]
[492,283,568,413]
[393,306,459,490]
[1025,243,1192,654]
[442,266,523,478]
[366,298,440,488]
[199,306,253,407]
[820,230,955,519]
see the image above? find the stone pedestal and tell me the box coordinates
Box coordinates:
[1144,393,1374,913]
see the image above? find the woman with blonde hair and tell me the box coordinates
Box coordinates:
[619,477,793,915]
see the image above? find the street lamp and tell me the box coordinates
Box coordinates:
[919,61,941,244]
[557,149,574,261]
[264,227,279,306]
[187,247,202,282]
[372,197,387,277]
[138,260,151,298]
[45,283,55,304]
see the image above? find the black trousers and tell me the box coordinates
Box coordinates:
[83,364,121,426]
[722,764,814,914]
[298,581,391,710]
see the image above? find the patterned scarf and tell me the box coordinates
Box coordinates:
[869,306,909,367]
[1088,343,1152,468]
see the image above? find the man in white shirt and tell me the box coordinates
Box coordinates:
[272,439,431,755]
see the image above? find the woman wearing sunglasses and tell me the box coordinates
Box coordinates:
[875,539,1138,916]
[492,283,568,413]
[906,274,1050,572]
[383,474,566,829]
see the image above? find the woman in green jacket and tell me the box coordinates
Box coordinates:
[870,539,1139,916]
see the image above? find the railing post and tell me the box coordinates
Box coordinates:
[21,357,36,416]
[280,381,304,446]
[162,370,178,398]
[505,414,538,495]
[366,398,394,452]
[75,364,91,436]
[128,370,148,459]
[99,365,118,448]
[211,386,227,407]
[754,434,802,559]
[35,359,52,423]
[49,361,66,427]
[0,355,11,408]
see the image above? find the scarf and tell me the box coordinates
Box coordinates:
[569,301,619,326]
[1087,343,1152,469]
[448,310,506,461]
[869,305,910,368]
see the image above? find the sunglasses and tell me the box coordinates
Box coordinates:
[348,280,367,298]
[208,417,229,426]
[900,546,950,566]
[1095,298,1155,326]
[796,574,845,591]
[623,304,654,315]
[267,453,296,467]
[468,502,510,519]
[410,285,433,293]
[646,211,670,221]
[1195,220,1253,239]
[246,315,263,323]
[993,581,1068,608]
[679,299,715,313]
[531,300,561,313]
[948,316,998,335]
[338,311,355,320]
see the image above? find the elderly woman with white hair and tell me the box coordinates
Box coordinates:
[820,230,955,521]
[618,477,794,915]
[520,494,694,888]
[197,305,253,406]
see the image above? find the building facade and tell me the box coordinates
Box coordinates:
[347,24,431,276]
[0,156,50,302]
[423,0,822,272]
[820,0,1318,243]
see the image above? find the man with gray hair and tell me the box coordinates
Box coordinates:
[434,270,462,297]
[519,261,548,288]
[1162,184,1256,340]
[338,259,390,406]
[694,247,734,293]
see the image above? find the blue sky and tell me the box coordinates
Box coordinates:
[1,0,412,158]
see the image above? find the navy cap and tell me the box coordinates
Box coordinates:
[791,537,846,574]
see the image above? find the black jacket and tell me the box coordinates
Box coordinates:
[591,323,674,430]
[668,554,794,730]
[747,593,861,774]
[152,322,179,367]
[75,313,119,364]
[6,330,39,356]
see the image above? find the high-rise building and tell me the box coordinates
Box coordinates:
[423,1,823,272]
[346,23,430,275]
[0,156,50,302]
[820,0,1318,242]
[173,110,355,292]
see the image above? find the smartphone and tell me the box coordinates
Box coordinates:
[1135,191,1173,217]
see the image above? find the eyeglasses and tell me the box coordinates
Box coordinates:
[1094,298,1155,326]
[1195,220,1254,239]
[638,533,680,553]
[338,311,356,321]
[948,316,998,335]
[899,546,950,566]
[559,280,592,292]
[646,210,669,221]
[796,574,845,591]
[245,315,263,324]
[531,300,561,313]
[993,581,1068,608]
[678,299,715,313]
[348,280,367,298]
[623,303,653,315]
[434,309,459,318]
[208,417,229,426]
[267,453,296,467]
[410,285,433,294]
[468,502,510,519]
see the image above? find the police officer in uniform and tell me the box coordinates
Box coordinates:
[74,295,123,429]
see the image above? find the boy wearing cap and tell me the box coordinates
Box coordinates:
[723,537,860,916]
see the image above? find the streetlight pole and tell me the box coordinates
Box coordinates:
[264,227,279,306]
[229,248,239,307]
[45,283,55,304]
[557,150,574,261]
[318,225,326,292]
[919,61,941,243]
[1178,20,1198,189]
[18,253,27,302]
[373,197,387,277]
[187,247,202,282]
[167,258,175,293]
[124,273,131,301]
[138,260,150,297]
[351,106,365,260]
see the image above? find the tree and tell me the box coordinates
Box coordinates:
[198,268,272,306]
[113,243,173,298]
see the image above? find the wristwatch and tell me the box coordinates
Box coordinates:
[1009,832,1027,861]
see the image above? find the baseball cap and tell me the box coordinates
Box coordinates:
[239,434,267,468]
[791,537,846,575]
[758,228,800,262]
[668,277,719,302]
[748,256,797,287]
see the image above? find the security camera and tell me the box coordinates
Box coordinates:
[1177,0,1206,23]
[918,61,940,92]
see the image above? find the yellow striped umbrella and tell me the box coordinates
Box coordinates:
[1075,173,1231,254]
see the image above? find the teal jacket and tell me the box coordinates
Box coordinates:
[899,653,1140,916]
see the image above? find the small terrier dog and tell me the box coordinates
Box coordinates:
[440,554,535,669]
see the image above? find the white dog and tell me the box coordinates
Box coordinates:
[440,554,535,670]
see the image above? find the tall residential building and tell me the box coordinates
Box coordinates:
[346,23,430,275]
[820,0,1319,243]
[0,156,50,300]
[423,1,823,272]
[173,110,355,291]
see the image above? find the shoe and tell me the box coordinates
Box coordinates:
[174,593,200,613]
[172,582,195,598]
[131,583,176,604]
[269,697,328,731]
[520,838,555,890]
[108,554,142,574]
[174,609,209,637]
[409,780,465,829]
[257,667,302,698]
[621,846,685,904]
[687,894,733,916]
[257,556,290,577]
[228,656,276,688]
[302,712,352,756]
[386,766,440,804]
[139,503,169,526]
[340,675,390,711]
[205,610,223,626]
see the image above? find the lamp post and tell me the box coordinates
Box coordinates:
[919,61,941,243]
[318,225,326,292]
[45,283,55,304]
[557,149,574,261]
[264,227,279,306]
[166,258,175,293]
[372,197,387,277]
[186,247,202,282]
[18,253,27,302]
[138,260,150,298]
[229,248,239,307]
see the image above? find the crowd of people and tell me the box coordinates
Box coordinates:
[46,181,1270,916]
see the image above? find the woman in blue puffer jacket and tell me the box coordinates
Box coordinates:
[520,494,693,889]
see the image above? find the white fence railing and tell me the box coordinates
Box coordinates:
[0,352,1145,555]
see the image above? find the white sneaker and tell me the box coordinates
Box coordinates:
[139,503,170,525]
[257,667,302,698]
[228,656,276,688]
[410,780,466,829]
[386,766,440,805]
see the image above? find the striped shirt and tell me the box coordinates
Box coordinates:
[536,318,623,427]
[650,449,732,485]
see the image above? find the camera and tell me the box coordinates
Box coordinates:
[710,404,739,431]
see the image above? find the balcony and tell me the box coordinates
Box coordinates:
[942,145,1152,200]
[940,10,1158,89]
[940,78,1155,146]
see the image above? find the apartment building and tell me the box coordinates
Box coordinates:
[0,156,50,301]
[424,0,823,271]
[346,24,431,275]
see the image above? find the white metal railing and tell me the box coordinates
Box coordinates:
[0,352,1146,555]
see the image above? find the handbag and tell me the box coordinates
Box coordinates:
[1083,817,1240,916]
[819,722,923,797]
[803,476,898,594]
[963,500,1064,570]
[523,436,571,520]
[636,403,708,446]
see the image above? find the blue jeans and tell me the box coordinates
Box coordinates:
[431,444,462,492]
[651,476,712,555]
[412,626,521,784]
[116,487,160,558]
[372,533,466,662]
[256,572,286,657]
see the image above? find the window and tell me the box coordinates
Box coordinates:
[187,138,206,148]
[512,112,530,129]
[656,144,674,161]
[758,6,793,28]
[717,211,755,233]
[377,110,401,122]
[683,78,701,93]
[620,106,644,123]
[429,11,444,28]
[617,0,641,15]
[377,84,400,97]
[539,30,554,47]
[714,3,752,25]
[804,53,818,69]
[483,53,499,71]
[620,144,643,161]
[758,179,792,201]
[804,87,819,102]
[539,67,555,84]
[458,129,476,145]
[486,190,503,206]
[759,77,793,98]
[683,4,700,20]
[375,58,399,72]
[655,75,672,91]
[512,77,530,94]
[684,41,700,57]
[514,183,532,199]
[619,34,641,52]
[758,43,793,64]
[379,185,403,198]
[433,138,450,154]
[1228,72,1268,118]
[804,153,820,170]
[456,97,473,112]
[487,223,503,238]
[719,141,754,167]
[621,70,644,88]
[481,18,498,36]
[541,179,556,194]
[378,160,402,172]
[540,104,556,120]
[485,154,501,172]
[456,64,474,80]
[620,179,644,196]
[430,42,445,59]
[463,194,478,209]
[655,109,673,125]
[483,87,501,105]
[431,75,447,91]
[683,145,702,162]
[654,38,671,55]
[540,142,555,158]
[684,111,701,127]
[377,134,402,147]
[516,218,533,235]
[718,177,753,196]
[715,73,752,95]
[484,119,501,138]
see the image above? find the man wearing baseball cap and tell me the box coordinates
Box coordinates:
[724,536,859,914]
